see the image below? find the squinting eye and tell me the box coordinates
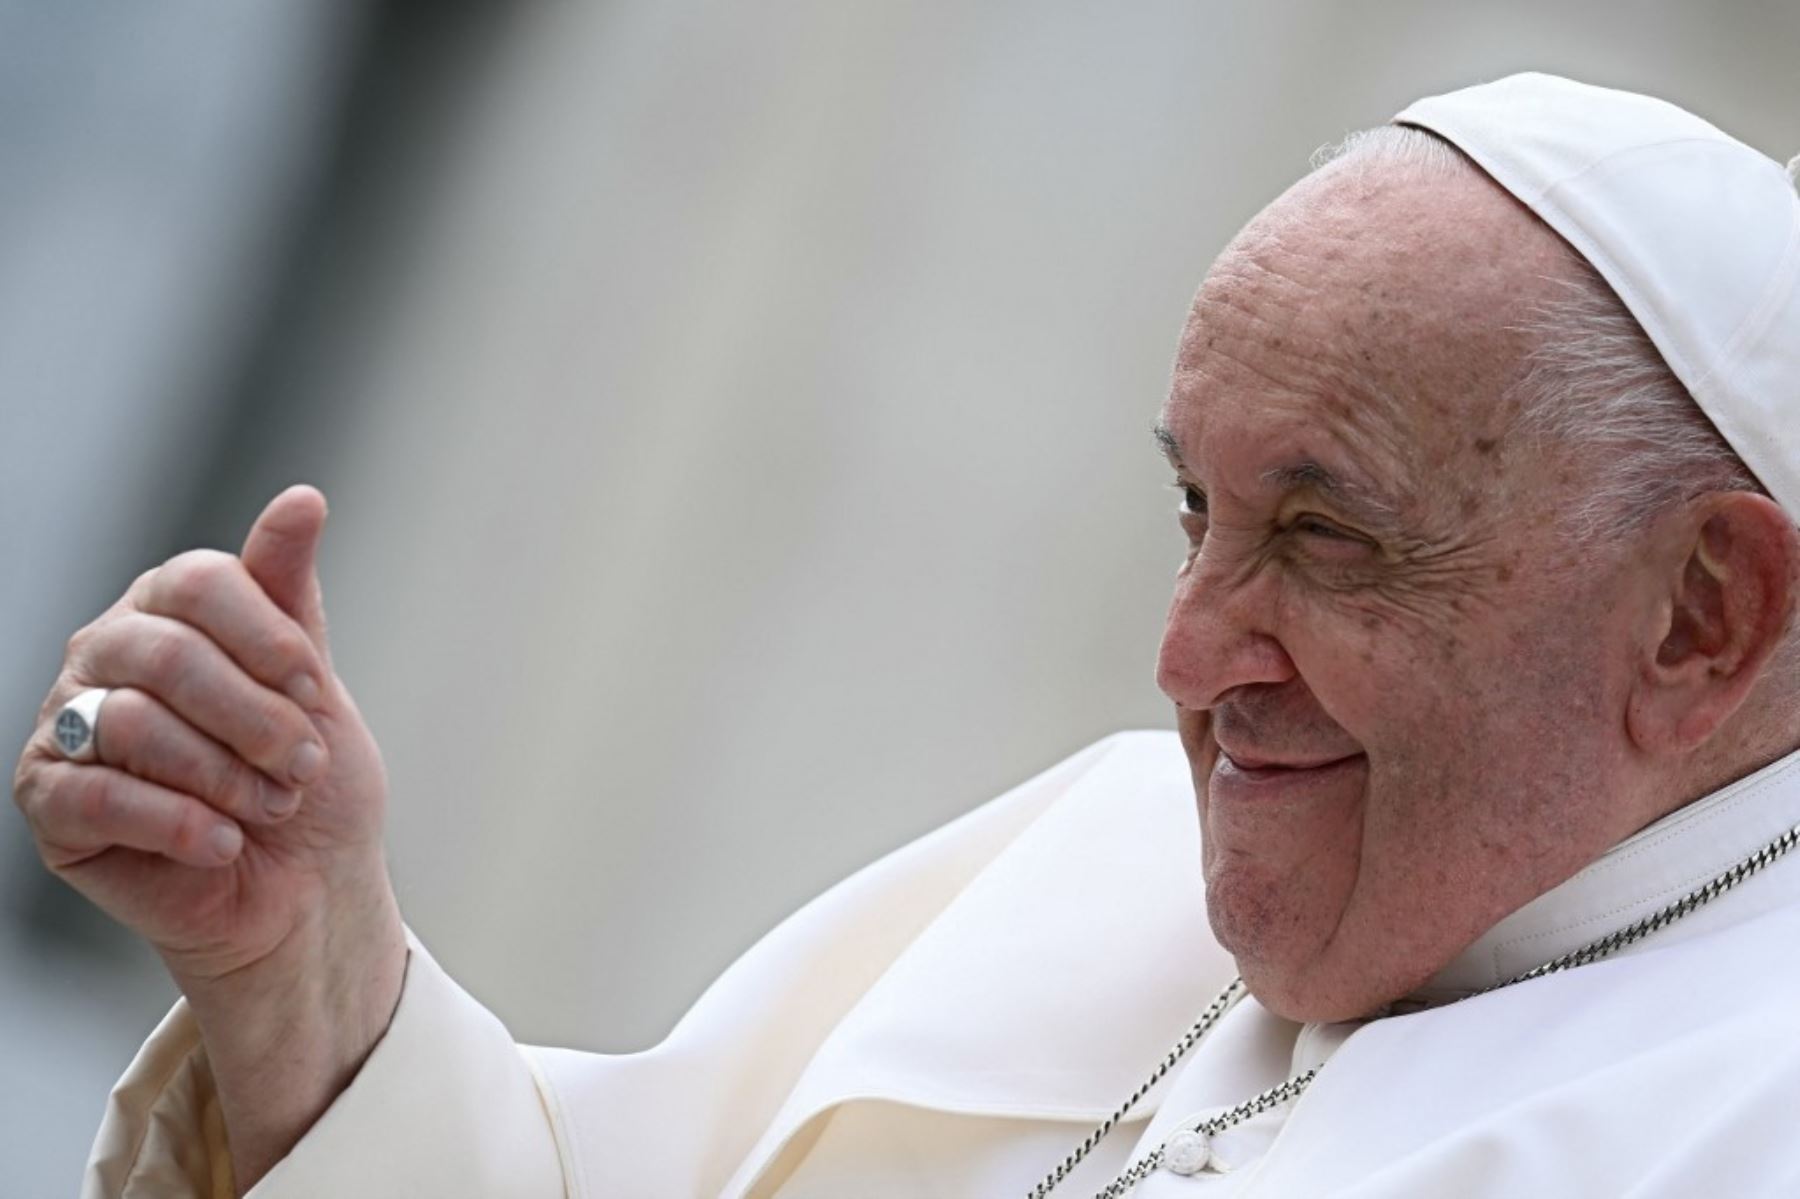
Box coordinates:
[1293,516,1366,544]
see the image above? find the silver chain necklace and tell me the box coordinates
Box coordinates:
[1029,819,1800,1199]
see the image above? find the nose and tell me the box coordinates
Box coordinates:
[1155,550,1297,710]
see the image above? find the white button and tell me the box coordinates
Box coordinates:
[1162,1130,1211,1176]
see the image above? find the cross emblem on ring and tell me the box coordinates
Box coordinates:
[55,708,92,756]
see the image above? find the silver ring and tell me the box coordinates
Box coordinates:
[53,687,110,763]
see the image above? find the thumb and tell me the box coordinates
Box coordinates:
[241,484,332,655]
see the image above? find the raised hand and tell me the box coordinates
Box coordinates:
[12,485,406,1190]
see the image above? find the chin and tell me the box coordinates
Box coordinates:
[1209,894,1419,1023]
[1233,949,1435,1024]
[1240,966,1373,1024]
[1205,878,1367,1021]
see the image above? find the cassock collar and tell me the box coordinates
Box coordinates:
[1413,743,1800,1002]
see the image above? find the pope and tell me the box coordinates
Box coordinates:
[15,73,1800,1197]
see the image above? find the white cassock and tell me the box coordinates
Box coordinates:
[80,730,1800,1197]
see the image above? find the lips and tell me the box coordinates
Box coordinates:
[1184,705,1367,804]
[1209,745,1366,798]
[1215,744,1361,774]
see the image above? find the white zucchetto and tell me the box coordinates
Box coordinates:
[1395,73,1800,520]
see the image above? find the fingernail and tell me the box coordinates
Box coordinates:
[289,741,326,785]
[211,823,243,863]
[287,673,321,710]
[264,785,301,821]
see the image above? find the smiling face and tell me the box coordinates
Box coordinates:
[1155,155,1667,1021]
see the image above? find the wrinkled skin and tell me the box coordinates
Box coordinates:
[1154,158,1714,1022]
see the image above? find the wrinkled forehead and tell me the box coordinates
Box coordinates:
[1165,161,1577,488]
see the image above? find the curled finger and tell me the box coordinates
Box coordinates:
[66,611,327,789]
[131,550,326,709]
[21,760,243,870]
[90,686,301,825]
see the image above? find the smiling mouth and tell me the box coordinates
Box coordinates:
[1213,747,1365,785]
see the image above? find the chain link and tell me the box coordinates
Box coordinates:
[1025,979,1244,1198]
[1028,819,1800,1199]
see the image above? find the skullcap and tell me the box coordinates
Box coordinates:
[1393,73,1800,520]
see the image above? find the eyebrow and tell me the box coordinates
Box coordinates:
[1153,423,1403,526]
[1259,461,1397,521]
[1152,423,1184,464]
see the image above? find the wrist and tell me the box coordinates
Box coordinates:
[176,865,407,1191]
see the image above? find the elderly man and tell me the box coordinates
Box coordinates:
[16,72,1800,1197]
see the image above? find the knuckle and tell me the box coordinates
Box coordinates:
[159,550,237,613]
[164,800,211,860]
[34,676,75,727]
[265,628,316,678]
[119,568,159,612]
[242,702,293,762]
[12,765,46,823]
[66,769,117,832]
[142,623,197,686]
[208,751,258,812]
[64,621,99,663]
[99,688,149,761]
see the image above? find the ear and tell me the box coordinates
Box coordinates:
[1626,492,1800,754]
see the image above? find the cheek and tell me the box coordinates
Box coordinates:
[1216,555,1639,1009]
[1271,589,1522,850]
[1275,606,1441,743]
[1279,562,1520,739]
[1299,574,1628,882]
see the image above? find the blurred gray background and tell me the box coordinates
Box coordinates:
[4,1,1797,1191]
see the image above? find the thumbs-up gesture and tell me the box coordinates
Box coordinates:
[12,485,406,1186]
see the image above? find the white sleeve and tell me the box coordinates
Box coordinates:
[81,933,567,1199]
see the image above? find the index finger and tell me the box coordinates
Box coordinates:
[131,550,326,711]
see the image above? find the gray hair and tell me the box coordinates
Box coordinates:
[1506,266,1764,542]
[1312,125,1766,543]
